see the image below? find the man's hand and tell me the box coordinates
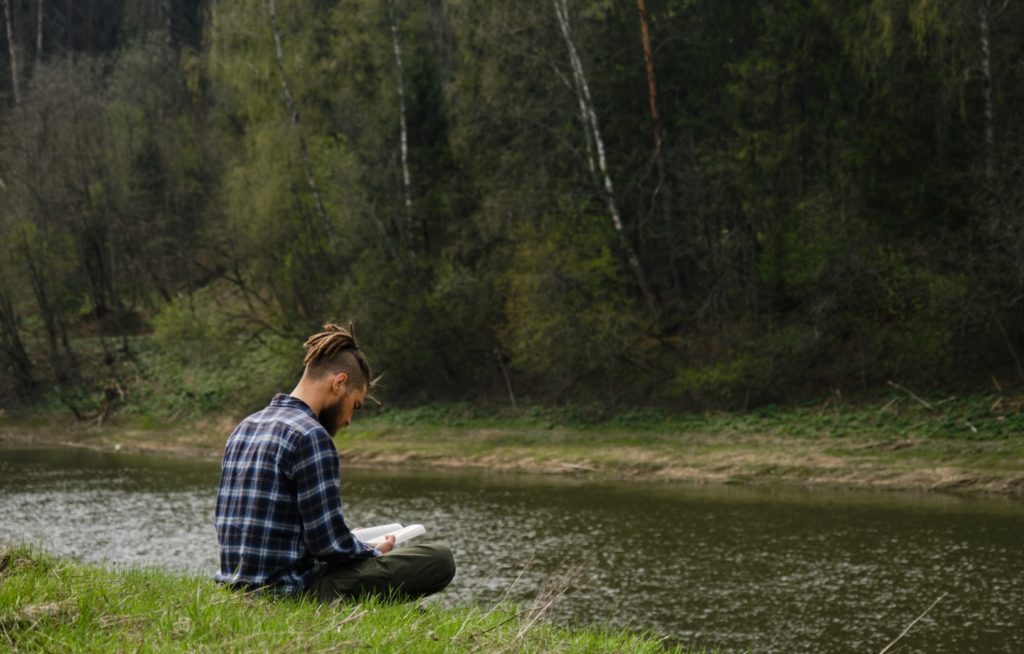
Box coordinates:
[375,535,396,555]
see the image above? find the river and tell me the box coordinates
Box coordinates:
[1,445,1021,653]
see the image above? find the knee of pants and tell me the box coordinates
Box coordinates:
[435,545,456,583]
[417,543,456,587]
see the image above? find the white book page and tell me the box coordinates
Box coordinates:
[365,524,426,547]
[352,523,404,542]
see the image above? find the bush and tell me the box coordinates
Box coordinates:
[145,282,299,418]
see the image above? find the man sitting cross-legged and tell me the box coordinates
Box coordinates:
[214,323,455,601]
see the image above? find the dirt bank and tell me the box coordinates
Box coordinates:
[3,415,1022,496]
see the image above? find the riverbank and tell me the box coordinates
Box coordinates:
[0,546,707,653]
[2,394,1023,495]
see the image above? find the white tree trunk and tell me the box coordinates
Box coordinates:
[35,0,43,66]
[565,54,596,178]
[164,0,173,48]
[387,0,413,240]
[267,0,336,249]
[64,0,72,50]
[978,0,994,186]
[552,0,657,316]
[3,0,20,104]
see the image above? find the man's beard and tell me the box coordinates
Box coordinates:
[318,397,345,435]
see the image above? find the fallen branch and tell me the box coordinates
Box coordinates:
[878,397,901,414]
[990,376,1004,413]
[878,592,947,654]
[886,381,935,411]
[819,389,841,417]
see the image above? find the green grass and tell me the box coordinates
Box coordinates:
[352,391,1024,442]
[0,546,711,653]
[325,393,1024,494]
[7,328,1023,448]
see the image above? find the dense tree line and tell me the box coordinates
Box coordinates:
[2,0,1023,411]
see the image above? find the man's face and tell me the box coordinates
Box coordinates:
[318,380,367,436]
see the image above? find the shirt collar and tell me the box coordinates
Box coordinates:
[270,393,319,421]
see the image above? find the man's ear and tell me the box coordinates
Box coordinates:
[332,371,349,394]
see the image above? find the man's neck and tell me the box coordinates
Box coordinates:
[289,380,324,416]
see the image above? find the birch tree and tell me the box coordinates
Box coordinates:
[3,0,20,104]
[976,0,1010,198]
[387,0,413,242]
[64,0,72,50]
[267,0,336,251]
[35,0,43,66]
[552,0,658,317]
[898,0,1012,222]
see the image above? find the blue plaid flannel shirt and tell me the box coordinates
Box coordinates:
[214,393,378,594]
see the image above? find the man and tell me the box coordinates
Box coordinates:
[215,323,455,601]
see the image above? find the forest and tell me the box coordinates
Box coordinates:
[1,0,1023,414]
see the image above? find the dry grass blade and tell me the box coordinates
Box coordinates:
[464,561,586,653]
[466,608,528,646]
[512,562,585,642]
[878,592,948,654]
[336,605,368,628]
[445,557,517,607]
[0,600,78,632]
[495,556,535,609]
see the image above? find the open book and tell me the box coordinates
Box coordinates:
[352,523,427,548]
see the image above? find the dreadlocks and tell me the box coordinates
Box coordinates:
[302,323,372,390]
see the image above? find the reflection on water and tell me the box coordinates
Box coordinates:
[1,445,1022,653]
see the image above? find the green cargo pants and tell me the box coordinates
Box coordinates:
[310,544,455,602]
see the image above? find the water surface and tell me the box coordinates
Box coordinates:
[1,445,1021,653]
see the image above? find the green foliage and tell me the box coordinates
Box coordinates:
[143,282,299,418]
[3,0,1024,411]
[671,324,823,407]
[502,210,648,397]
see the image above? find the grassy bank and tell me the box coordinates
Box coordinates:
[0,547,706,653]
[2,390,1023,495]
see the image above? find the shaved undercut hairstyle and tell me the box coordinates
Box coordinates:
[302,323,372,391]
